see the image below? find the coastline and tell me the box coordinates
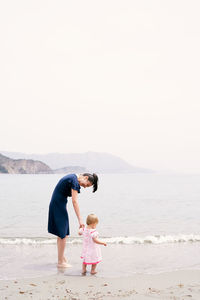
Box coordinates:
[1,270,200,299]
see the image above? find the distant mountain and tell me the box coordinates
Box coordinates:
[0,154,52,174]
[1,151,154,173]
[54,166,87,174]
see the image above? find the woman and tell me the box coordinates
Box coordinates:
[48,173,98,268]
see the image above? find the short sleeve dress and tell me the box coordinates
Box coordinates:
[48,174,80,239]
[79,227,102,265]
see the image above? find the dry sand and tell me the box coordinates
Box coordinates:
[1,270,200,300]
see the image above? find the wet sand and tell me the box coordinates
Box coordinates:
[1,270,200,299]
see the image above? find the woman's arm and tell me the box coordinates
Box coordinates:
[71,189,84,228]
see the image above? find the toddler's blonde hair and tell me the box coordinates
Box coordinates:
[86,213,99,225]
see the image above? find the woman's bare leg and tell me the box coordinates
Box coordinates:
[57,236,68,266]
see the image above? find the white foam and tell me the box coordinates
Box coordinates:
[1,234,200,245]
[103,234,200,244]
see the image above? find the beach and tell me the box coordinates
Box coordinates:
[1,270,200,300]
[1,174,200,299]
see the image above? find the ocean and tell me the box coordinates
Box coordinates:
[0,173,200,279]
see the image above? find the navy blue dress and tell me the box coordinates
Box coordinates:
[48,174,81,239]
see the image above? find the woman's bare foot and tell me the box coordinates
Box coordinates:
[57,262,72,268]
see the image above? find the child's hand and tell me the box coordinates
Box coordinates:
[78,227,84,235]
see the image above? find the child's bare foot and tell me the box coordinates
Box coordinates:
[82,270,87,275]
[91,271,97,275]
[91,264,97,275]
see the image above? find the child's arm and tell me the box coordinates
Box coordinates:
[78,228,84,235]
[93,237,107,246]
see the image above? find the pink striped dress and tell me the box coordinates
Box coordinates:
[79,227,102,265]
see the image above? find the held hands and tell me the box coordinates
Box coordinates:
[79,221,85,229]
[78,221,84,235]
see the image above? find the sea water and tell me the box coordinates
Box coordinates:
[0,173,200,279]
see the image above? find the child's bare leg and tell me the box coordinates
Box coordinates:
[82,263,87,274]
[91,264,97,274]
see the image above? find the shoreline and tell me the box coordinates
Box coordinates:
[2,242,200,280]
[1,270,200,299]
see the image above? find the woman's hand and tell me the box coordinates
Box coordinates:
[79,222,85,229]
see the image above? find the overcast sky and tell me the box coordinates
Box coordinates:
[0,0,200,173]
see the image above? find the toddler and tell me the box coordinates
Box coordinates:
[78,213,107,275]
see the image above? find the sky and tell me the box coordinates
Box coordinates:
[0,0,200,173]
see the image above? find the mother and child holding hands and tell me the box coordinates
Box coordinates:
[48,173,107,275]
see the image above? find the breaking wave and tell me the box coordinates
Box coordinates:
[1,234,200,245]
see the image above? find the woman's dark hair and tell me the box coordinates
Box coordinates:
[83,173,98,193]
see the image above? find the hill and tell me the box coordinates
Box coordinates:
[1,151,154,173]
[0,154,52,174]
